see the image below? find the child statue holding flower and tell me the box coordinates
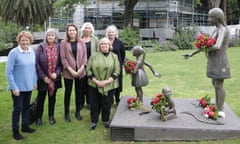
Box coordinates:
[131,46,161,102]
[182,8,231,118]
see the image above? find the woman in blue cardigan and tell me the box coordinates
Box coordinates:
[6,31,37,140]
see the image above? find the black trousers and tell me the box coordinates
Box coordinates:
[88,86,115,123]
[64,78,85,114]
[80,76,89,106]
[11,91,31,132]
[36,89,57,119]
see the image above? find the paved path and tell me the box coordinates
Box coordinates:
[0,44,39,63]
[0,56,7,63]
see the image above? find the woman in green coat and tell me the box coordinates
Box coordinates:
[87,37,120,130]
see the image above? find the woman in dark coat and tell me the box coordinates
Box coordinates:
[35,28,62,125]
[106,25,125,105]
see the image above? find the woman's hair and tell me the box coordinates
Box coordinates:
[45,28,58,43]
[80,22,95,37]
[16,31,33,44]
[105,24,119,38]
[208,8,225,26]
[65,24,79,41]
[98,37,113,51]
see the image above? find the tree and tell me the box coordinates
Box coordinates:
[54,0,86,18]
[0,0,55,26]
[122,0,138,27]
[210,0,221,8]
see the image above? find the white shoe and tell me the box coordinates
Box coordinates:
[218,111,225,118]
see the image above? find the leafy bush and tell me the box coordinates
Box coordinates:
[172,27,195,50]
[119,27,141,50]
[0,20,22,51]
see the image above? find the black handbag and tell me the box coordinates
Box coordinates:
[28,98,38,125]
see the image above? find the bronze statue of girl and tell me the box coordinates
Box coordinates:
[131,46,160,102]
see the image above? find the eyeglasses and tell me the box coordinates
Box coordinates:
[100,43,108,45]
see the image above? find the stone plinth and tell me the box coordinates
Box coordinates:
[110,96,240,141]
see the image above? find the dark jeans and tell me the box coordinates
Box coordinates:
[12,91,32,132]
[64,78,84,114]
[88,86,115,123]
[36,89,57,119]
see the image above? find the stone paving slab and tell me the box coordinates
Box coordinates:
[110,96,240,141]
[0,56,7,63]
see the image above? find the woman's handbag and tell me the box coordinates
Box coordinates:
[28,98,38,124]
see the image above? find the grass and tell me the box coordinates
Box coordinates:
[0,47,240,144]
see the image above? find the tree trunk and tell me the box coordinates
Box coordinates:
[210,0,221,8]
[124,0,138,27]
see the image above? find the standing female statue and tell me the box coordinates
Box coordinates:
[183,8,230,118]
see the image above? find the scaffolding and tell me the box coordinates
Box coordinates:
[50,0,209,37]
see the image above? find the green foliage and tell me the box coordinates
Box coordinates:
[0,20,22,50]
[172,27,195,50]
[54,0,86,18]
[30,24,44,32]
[119,27,140,50]
[0,0,55,26]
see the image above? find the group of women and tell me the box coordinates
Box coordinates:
[6,23,125,140]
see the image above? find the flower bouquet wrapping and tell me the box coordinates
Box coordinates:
[195,33,216,56]
[124,60,136,74]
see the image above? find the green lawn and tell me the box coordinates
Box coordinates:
[1,47,240,144]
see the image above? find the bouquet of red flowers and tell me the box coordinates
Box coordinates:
[198,95,219,120]
[203,104,219,120]
[195,33,216,50]
[124,60,136,74]
[151,93,168,120]
[199,95,211,108]
[127,97,140,110]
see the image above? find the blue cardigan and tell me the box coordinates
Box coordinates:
[6,46,37,91]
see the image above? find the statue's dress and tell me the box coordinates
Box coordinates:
[131,58,148,87]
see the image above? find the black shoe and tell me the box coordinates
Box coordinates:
[13,131,24,140]
[65,113,71,123]
[49,116,56,125]
[36,118,42,126]
[89,123,97,130]
[21,126,35,133]
[75,112,82,121]
[103,121,110,128]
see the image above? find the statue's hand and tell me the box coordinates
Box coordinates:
[154,72,161,78]
[182,53,191,59]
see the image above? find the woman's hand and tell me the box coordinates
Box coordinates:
[44,77,50,84]
[50,73,57,80]
[12,89,20,96]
